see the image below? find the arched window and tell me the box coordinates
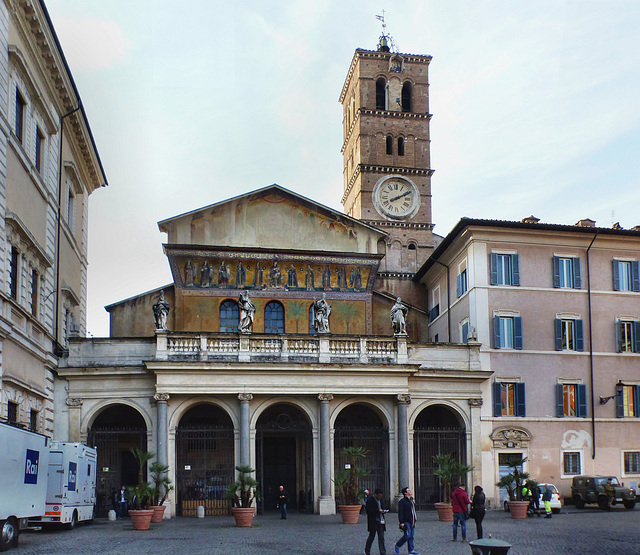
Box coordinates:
[386,135,393,155]
[397,137,405,156]
[376,78,387,110]
[265,301,285,334]
[401,82,412,112]
[220,299,239,332]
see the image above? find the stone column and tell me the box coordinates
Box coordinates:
[238,393,253,467]
[468,398,483,489]
[154,393,170,468]
[66,398,83,442]
[397,394,411,492]
[318,393,335,515]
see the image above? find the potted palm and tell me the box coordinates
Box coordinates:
[127,448,155,530]
[433,454,474,522]
[225,465,260,527]
[496,455,530,519]
[334,446,369,524]
[149,461,173,522]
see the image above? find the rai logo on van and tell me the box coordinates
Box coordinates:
[24,449,40,484]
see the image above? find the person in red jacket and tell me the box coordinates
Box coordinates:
[451,483,471,542]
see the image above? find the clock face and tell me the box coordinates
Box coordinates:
[374,178,419,219]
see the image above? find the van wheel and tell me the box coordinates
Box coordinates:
[574,498,585,509]
[624,500,636,510]
[598,496,610,510]
[0,517,19,551]
[66,511,78,530]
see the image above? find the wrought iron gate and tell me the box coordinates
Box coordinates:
[334,427,389,507]
[413,428,466,510]
[88,427,146,517]
[175,427,234,516]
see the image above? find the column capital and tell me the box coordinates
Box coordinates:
[66,397,83,407]
[397,393,411,404]
[238,393,253,402]
[318,393,334,402]
[468,398,483,407]
[154,393,170,402]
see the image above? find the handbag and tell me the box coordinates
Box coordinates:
[469,507,477,519]
[463,509,469,520]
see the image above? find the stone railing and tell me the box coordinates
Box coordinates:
[155,332,408,364]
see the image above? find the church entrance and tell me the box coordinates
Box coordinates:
[88,404,146,517]
[175,404,234,516]
[413,404,467,510]
[256,404,313,514]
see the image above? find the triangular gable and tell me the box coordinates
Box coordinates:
[158,184,385,254]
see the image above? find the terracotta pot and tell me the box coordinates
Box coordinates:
[508,500,530,519]
[231,507,255,527]
[151,505,167,523]
[129,509,153,530]
[435,502,453,522]
[338,504,362,524]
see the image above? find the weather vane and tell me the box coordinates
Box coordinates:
[375,10,398,52]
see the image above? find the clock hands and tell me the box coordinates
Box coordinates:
[390,190,412,202]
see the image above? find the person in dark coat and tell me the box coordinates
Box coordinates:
[365,488,388,555]
[394,487,420,554]
[470,485,486,539]
[278,485,288,519]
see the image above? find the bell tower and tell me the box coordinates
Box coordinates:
[339,32,435,287]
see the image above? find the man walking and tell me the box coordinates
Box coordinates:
[278,485,288,519]
[394,487,419,555]
[365,488,388,555]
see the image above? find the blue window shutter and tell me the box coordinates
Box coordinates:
[493,382,503,417]
[556,384,565,417]
[575,319,584,351]
[514,316,523,350]
[456,274,462,298]
[613,260,620,291]
[490,253,498,285]
[552,256,560,288]
[554,319,563,351]
[632,261,640,292]
[616,321,623,352]
[577,384,587,417]
[634,386,640,417]
[494,315,501,348]
[616,387,624,418]
[573,258,582,289]
[633,321,640,353]
[511,254,520,286]
[515,383,526,417]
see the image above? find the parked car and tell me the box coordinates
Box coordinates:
[571,475,636,510]
[502,482,562,514]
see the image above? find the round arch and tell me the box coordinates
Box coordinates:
[169,396,238,431]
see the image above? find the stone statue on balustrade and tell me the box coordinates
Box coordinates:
[238,291,256,334]
[313,293,331,334]
[390,297,408,336]
[153,290,170,331]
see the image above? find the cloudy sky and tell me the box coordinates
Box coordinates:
[45,0,640,337]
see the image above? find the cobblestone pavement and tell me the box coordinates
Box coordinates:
[15,505,640,555]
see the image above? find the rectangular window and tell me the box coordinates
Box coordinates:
[490,253,520,286]
[67,187,76,232]
[618,321,640,353]
[9,247,19,300]
[456,269,468,298]
[613,260,640,292]
[8,401,18,425]
[30,270,39,317]
[30,409,38,432]
[563,451,582,475]
[461,320,469,345]
[556,383,587,417]
[15,88,25,143]
[553,256,581,289]
[35,126,44,173]
[493,315,523,349]
[493,382,526,417]
[621,385,640,417]
[555,318,584,351]
[624,452,640,474]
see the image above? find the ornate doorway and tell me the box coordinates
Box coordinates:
[88,404,146,517]
[413,404,466,510]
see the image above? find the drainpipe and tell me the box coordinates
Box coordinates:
[586,232,598,459]
[433,260,451,342]
[54,106,81,357]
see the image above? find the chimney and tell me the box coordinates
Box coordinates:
[522,215,540,224]
[612,222,623,230]
[575,218,596,227]
[631,225,640,232]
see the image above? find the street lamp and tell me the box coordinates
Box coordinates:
[599,380,624,405]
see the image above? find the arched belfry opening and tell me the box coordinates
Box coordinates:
[256,404,313,514]
[175,404,234,516]
[413,404,467,510]
[88,404,147,517]
[376,78,387,110]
